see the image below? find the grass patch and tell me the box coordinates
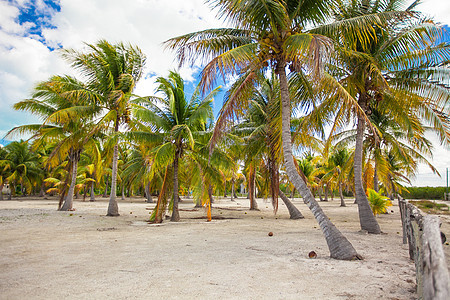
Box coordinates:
[410,200,450,215]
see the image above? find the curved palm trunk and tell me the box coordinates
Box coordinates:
[171,153,180,221]
[107,144,120,216]
[0,183,4,200]
[277,62,360,260]
[279,189,304,219]
[60,154,80,211]
[354,103,381,233]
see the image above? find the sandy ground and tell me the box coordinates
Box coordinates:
[2,195,445,300]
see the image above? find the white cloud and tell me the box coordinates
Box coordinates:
[0,1,28,34]
[42,0,224,78]
[0,0,225,137]
[410,133,450,187]
[417,0,450,25]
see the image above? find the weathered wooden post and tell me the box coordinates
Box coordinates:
[422,215,450,300]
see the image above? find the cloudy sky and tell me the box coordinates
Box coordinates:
[1,0,449,186]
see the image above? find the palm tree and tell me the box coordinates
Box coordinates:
[0,146,11,200]
[163,0,388,259]
[328,0,450,233]
[77,140,103,202]
[131,71,218,221]
[61,40,146,216]
[188,125,234,219]
[323,147,352,207]
[2,141,41,198]
[9,75,101,211]
[122,144,162,203]
[367,108,437,194]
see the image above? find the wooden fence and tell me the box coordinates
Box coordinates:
[398,196,450,299]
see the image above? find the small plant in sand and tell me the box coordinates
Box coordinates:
[367,189,392,216]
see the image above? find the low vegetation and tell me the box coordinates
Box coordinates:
[401,187,449,200]
[409,200,450,215]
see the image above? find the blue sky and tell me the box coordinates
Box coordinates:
[1,0,449,186]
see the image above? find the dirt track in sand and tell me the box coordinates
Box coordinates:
[1,196,442,299]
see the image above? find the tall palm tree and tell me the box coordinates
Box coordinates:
[163,0,390,259]
[328,0,450,233]
[233,76,282,211]
[131,71,218,221]
[61,40,146,216]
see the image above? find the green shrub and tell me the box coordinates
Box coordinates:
[400,186,447,200]
[367,188,392,216]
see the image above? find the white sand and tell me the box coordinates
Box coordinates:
[0,196,424,299]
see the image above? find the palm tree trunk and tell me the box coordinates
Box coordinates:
[277,61,360,260]
[318,186,324,201]
[83,186,86,201]
[389,176,396,200]
[231,179,235,201]
[324,185,329,201]
[339,181,346,207]
[121,183,125,201]
[103,176,108,197]
[145,182,152,203]
[249,166,258,210]
[107,144,120,216]
[8,183,13,200]
[171,153,180,221]
[60,154,79,211]
[90,182,95,201]
[223,181,227,197]
[0,183,3,201]
[39,183,45,197]
[354,98,381,233]
[208,183,214,205]
[279,189,304,219]
[373,159,379,193]
[208,184,214,204]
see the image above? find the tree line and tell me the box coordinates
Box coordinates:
[1,0,449,260]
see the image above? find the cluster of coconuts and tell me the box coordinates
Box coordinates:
[257,28,302,66]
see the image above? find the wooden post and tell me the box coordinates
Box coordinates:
[398,196,408,244]
[422,215,450,300]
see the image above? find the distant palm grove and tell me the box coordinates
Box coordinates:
[1,0,449,260]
